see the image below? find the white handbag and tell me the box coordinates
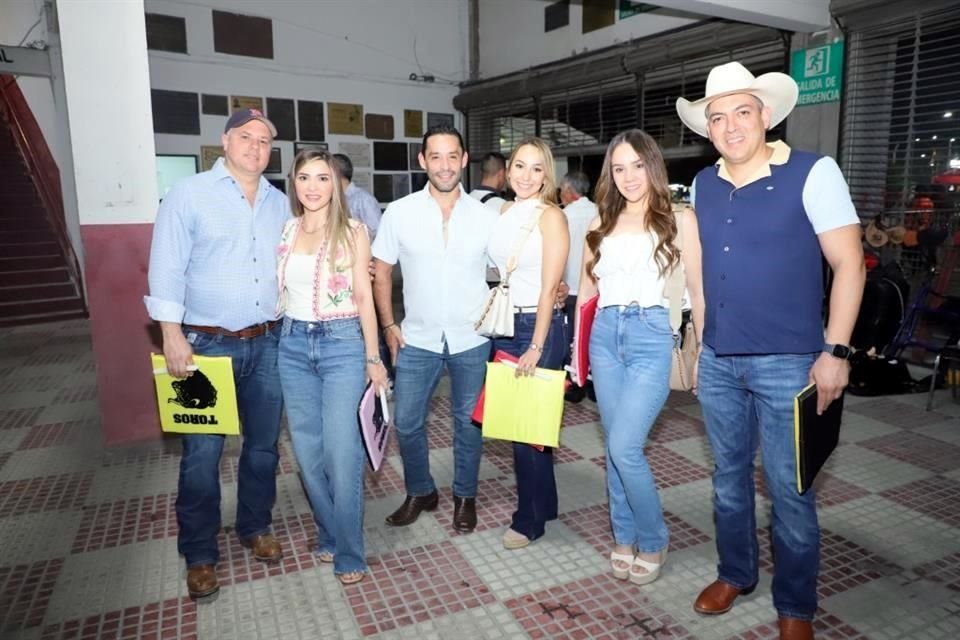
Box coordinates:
[475,204,545,338]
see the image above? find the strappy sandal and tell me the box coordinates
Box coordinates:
[629,548,667,586]
[337,571,366,585]
[316,551,334,563]
[610,549,635,581]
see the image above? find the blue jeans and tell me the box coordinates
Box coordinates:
[278,317,368,574]
[697,345,819,620]
[491,309,566,540]
[393,340,490,498]
[176,324,283,568]
[589,305,672,553]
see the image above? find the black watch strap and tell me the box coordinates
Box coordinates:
[823,343,853,359]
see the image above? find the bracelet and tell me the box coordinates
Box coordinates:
[382,323,396,333]
[528,343,542,352]
[366,355,383,365]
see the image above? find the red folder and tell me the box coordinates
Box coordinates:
[573,295,599,387]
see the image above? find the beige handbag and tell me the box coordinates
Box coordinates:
[475,204,545,338]
[664,206,698,392]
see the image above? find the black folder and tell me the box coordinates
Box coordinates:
[793,384,844,494]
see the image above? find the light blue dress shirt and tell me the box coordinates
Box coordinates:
[344,182,382,240]
[144,158,292,331]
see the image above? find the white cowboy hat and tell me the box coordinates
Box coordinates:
[675,61,799,138]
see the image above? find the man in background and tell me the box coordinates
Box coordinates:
[559,170,597,402]
[333,152,382,240]
[469,151,507,211]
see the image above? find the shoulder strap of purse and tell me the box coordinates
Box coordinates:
[502,203,546,284]
[664,206,688,334]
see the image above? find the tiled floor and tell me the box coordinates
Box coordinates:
[1,319,959,639]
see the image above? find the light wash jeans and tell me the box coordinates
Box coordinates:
[589,304,672,553]
[278,316,368,575]
[393,340,490,498]
[697,345,819,620]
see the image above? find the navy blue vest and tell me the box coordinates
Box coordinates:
[696,150,824,355]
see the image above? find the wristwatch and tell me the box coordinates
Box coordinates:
[366,355,383,365]
[823,343,853,360]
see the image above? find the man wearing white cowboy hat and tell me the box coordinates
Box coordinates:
[676,62,864,640]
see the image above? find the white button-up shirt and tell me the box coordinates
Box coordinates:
[372,184,498,354]
[562,196,598,295]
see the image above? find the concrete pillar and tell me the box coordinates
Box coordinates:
[57,0,160,445]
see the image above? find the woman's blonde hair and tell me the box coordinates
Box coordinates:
[288,149,357,269]
[507,137,559,206]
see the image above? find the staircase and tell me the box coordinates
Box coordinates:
[0,79,86,327]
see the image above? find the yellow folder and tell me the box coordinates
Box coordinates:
[481,362,566,448]
[151,353,240,435]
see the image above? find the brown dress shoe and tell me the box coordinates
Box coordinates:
[240,533,282,563]
[385,490,439,526]
[778,617,814,640]
[452,496,477,532]
[694,580,756,615]
[186,564,219,599]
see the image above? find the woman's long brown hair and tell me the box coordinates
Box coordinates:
[585,129,679,281]
[288,149,356,270]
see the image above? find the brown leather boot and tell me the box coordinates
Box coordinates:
[240,533,282,563]
[452,496,477,532]
[385,490,439,526]
[186,564,219,599]
[778,617,814,640]
[693,580,756,615]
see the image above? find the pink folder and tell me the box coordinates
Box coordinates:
[573,295,598,387]
[358,382,391,472]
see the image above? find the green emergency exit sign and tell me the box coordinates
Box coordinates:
[791,40,844,106]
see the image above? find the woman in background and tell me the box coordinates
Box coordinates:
[575,129,704,584]
[488,137,570,550]
[276,150,388,585]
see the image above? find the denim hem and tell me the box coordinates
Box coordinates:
[407,486,437,498]
[636,543,668,554]
[235,526,272,542]
[718,576,757,591]
[776,610,815,622]
[186,558,218,569]
[452,493,476,500]
[334,567,370,576]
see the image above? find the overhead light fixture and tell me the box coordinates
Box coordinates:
[932,135,938,140]
[945,111,954,118]
[915,137,921,142]
[921,153,926,158]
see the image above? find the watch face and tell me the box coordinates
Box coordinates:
[832,344,852,359]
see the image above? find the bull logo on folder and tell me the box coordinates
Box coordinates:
[168,370,218,409]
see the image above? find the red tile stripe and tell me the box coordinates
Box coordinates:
[18,422,89,450]
[0,472,93,518]
[71,494,178,554]
[0,558,63,631]
[348,541,496,636]
[0,407,44,431]
[882,476,960,528]
[39,596,197,640]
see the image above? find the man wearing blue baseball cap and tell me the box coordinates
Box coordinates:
[145,108,290,598]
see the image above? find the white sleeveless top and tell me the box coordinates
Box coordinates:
[593,232,674,309]
[487,199,544,308]
[284,253,320,321]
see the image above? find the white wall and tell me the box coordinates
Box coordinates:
[477,0,700,79]
[145,0,470,196]
[59,0,158,225]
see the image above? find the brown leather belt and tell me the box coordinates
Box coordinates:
[186,320,279,339]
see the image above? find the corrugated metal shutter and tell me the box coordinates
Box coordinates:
[462,21,787,166]
[839,3,960,278]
